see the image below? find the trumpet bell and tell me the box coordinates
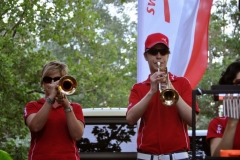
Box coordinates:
[160,88,179,106]
[58,76,77,95]
[158,66,179,106]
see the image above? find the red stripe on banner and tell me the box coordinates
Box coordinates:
[184,0,213,89]
[164,0,170,23]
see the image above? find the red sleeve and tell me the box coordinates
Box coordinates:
[206,117,226,144]
[127,83,144,113]
[71,102,85,125]
[24,101,41,124]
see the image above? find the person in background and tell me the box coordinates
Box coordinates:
[24,60,84,160]
[206,60,240,156]
[126,33,199,160]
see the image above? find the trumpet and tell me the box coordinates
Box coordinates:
[58,75,77,95]
[157,62,179,106]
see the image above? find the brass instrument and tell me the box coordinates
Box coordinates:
[58,75,77,95]
[157,62,179,106]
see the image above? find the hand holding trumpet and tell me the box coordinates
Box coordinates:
[149,62,167,93]
[153,62,179,106]
[56,75,77,107]
[45,75,77,107]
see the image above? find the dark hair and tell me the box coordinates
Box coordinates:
[218,60,240,85]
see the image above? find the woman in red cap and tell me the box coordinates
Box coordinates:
[126,33,199,160]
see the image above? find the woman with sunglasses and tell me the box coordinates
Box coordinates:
[206,60,240,157]
[24,60,84,160]
[126,33,199,160]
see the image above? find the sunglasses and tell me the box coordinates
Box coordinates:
[147,48,169,56]
[43,76,61,83]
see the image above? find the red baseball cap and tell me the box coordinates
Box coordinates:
[145,33,169,52]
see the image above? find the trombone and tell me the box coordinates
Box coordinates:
[58,75,77,95]
[157,62,179,106]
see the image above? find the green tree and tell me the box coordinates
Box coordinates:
[197,0,240,129]
[0,0,137,159]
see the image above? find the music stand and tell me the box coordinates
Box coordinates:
[191,85,240,160]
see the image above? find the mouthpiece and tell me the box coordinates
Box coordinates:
[157,62,160,72]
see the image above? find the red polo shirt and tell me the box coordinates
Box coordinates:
[24,98,85,160]
[206,116,240,149]
[127,73,199,154]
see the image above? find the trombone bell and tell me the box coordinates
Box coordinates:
[58,76,77,95]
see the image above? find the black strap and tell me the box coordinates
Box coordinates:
[150,155,153,160]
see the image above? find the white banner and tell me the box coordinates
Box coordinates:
[137,0,213,88]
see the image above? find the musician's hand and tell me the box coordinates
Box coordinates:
[150,72,167,93]
[228,118,239,125]
[45,81,58,98]
[55,93,69,108]
[55,93,64,103]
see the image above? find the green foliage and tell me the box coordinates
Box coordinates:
[196,0,240,129]
[1,0,239,157]
[1,0,137,159]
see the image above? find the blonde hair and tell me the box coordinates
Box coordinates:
[40,61,68,85]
